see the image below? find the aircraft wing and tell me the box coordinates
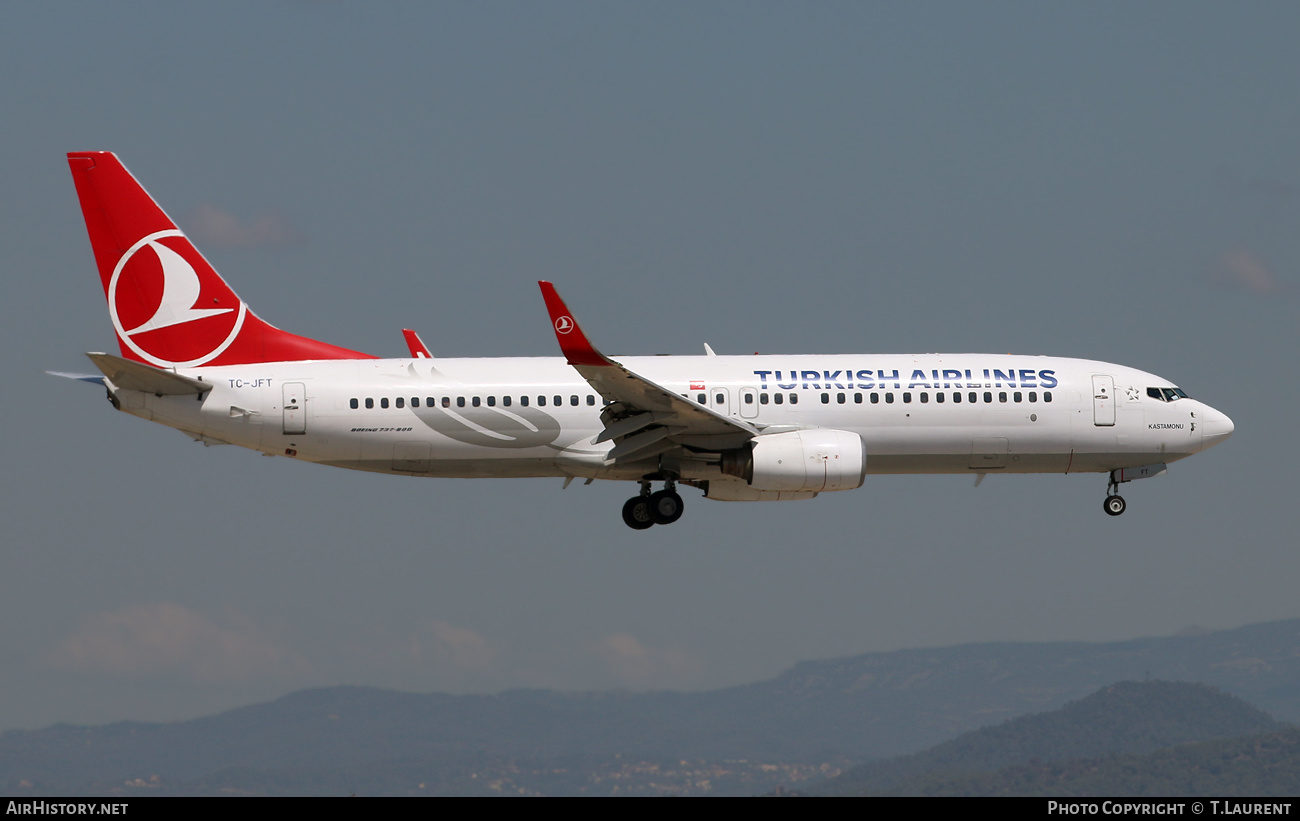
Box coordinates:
[538,282,756,461]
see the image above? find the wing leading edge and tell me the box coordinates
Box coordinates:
[537,281,756,462]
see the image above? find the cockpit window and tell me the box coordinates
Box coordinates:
[1148,387,1191,402]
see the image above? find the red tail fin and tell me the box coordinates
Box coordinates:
[67,152,373,367]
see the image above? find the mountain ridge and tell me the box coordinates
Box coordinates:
[6,618,1300,794]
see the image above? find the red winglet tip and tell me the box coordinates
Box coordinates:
[402,329,431,359]
[537,282,605,367]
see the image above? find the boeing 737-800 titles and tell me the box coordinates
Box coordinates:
[55,152,1234,529]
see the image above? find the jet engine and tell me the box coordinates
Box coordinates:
[720,429,867,492]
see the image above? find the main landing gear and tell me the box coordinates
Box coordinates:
[621,480,684,530]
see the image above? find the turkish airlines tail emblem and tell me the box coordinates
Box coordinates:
[122,239,233,335]
[68,152,375,368]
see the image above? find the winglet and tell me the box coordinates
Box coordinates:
[538,281,606,367]
[402,329,432,359]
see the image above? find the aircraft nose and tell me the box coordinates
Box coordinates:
[1200,406,1234,450]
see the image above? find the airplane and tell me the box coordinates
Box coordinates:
[54,152,1234,530]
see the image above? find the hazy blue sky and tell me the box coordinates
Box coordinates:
[2,2,1297,730]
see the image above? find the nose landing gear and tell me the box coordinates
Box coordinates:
[621,480,685,529]
[1101,463,1167,516]
[1103,471,1127,517]
[1103,491,1127,517]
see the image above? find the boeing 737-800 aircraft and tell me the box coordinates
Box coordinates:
[56,152,1234,529]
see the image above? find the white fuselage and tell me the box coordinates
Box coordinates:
[116,352,1233,492]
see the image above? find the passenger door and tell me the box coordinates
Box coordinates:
[1092,375,1115,427]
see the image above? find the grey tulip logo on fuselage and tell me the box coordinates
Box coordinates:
[414,404,563,449]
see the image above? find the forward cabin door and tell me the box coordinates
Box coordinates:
[283,382,306,435]
[1092,375,1115,427]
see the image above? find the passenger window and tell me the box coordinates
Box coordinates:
[553,395,562,407]
[395,397,405,408]
[983,392,992,403]
[854,393,863,404]
[837,392,846,404]
[441,397,450,408]
[1013,392,1022,403]
[920,392,928,404]
[760,393,769,405]
[821,393,829,404]
[366,398,374,409]
[968,392,977,404]
[871,393,879,404]
[885,393,894,404]
[953,392,961,403]
[903,392,912,403]
[744,393,753,404]
[1044,392,1053,403]
[503,396,512,407]
[520,395,529,407]
[789,393,798,404]
[587,395,596,406]
[487,396,496,407]
[936,392,944,404]
[715,393,724,405]
[571,395,579,406]
[998,392,1007,403]
[471,397,480,407]
[412,397,420,408]
[1028,392,1037,403]
[427,397,435,407]
[697,393,706,403]
[774,393,784,405]
[457,397,466,408]
[538,395,546,406]
[350,398,359,409]
[381,398,389,409]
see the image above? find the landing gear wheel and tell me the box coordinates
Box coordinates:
[622,496,655,530]
[1103,495,1127,517]
[648,489,684,525]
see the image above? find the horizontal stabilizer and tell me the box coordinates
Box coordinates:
[46,371,106,386]
[86,352,213,395]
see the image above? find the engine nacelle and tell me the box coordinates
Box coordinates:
[721,429,867,492]
[700,478,818,502]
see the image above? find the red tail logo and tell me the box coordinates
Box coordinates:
[69,152,373,368]
[109,232,246,367]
